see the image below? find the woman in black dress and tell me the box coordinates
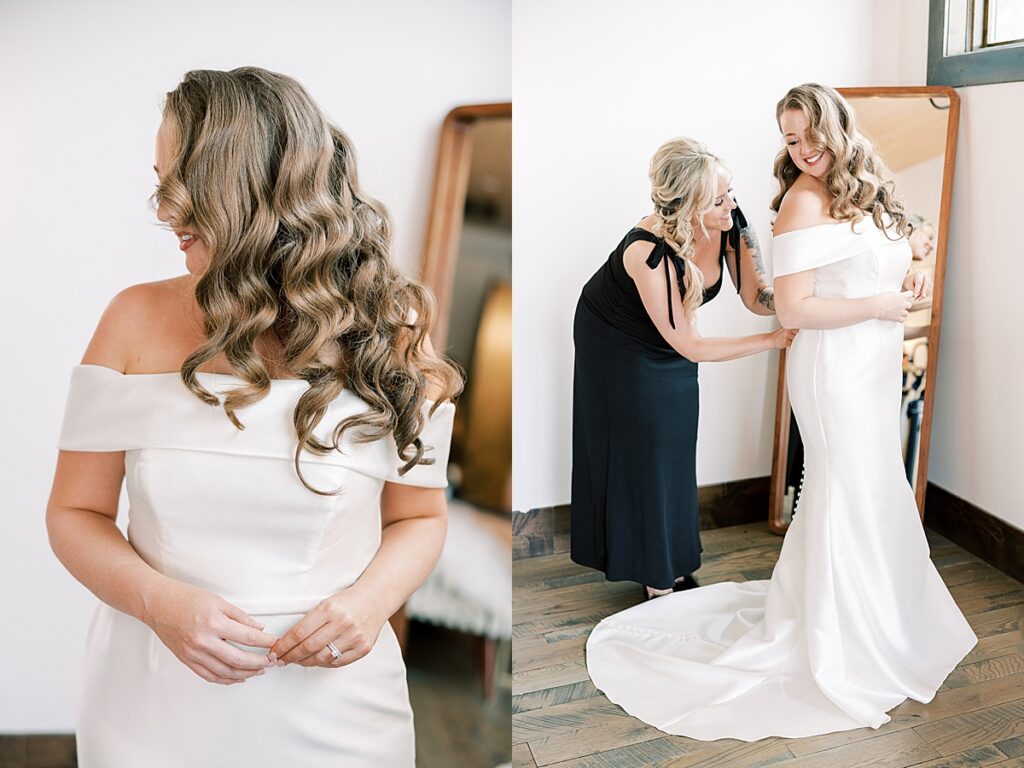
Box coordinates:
[572,137,795,599]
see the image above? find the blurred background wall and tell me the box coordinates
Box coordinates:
[0,0,511,734]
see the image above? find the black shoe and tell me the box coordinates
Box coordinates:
[673,574,700,591]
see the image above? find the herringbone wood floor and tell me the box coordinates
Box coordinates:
[512,523,1024,768]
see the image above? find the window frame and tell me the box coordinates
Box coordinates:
[928,0,1024,86]
[980,0,1024,47]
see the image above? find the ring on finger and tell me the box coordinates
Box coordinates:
[326,641,341,660]
[320,647,345,667]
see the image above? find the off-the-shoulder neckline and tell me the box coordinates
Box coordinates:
[72,364,452,409]
[76,363,308,384]
[771,216,903,241]
[772,220,852,239]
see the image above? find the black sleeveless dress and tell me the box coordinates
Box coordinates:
[570,211,746,588]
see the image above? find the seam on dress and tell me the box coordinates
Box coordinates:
[598,621,730,646]
[127,450,168,579]
[808,303,853,716]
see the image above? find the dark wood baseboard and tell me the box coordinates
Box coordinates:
[0,734,76,768]
[924,482,1024,584]
[513,505,570,560]
[696,476,771,530]
[513,476,771,560]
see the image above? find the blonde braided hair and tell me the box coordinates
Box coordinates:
[648,137,721,320]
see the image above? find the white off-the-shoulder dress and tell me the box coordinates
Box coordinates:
[584,218,977,741]
[57,364,454,767]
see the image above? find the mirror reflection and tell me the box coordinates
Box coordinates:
[446,116,512,512]
[776,93,952,526]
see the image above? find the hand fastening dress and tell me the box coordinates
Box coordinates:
[57,364,454,767]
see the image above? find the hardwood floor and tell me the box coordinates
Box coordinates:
[512,523,1024,768]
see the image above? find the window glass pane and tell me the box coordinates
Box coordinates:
[987,0,1024,44]
[947,0,971,54]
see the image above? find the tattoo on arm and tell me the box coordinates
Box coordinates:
[741,227,775,311]
[741,227,768,280]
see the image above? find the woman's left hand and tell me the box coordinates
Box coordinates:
[271,588,386,668]
[902,271,932,301]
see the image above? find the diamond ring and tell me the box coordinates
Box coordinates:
[326,641,341,660]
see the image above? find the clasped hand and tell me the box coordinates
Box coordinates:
[269,587,385,670]
[145,581,386,685]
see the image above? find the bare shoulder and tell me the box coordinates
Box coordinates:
[774,177,834,236]
[618,216,660,278]
[622,235,657,280]
[81,277,189,372]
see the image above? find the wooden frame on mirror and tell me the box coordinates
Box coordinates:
[420,102,512,346]
[768,86,960,535]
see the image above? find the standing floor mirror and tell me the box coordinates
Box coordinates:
[768,86,960,534]
[400,102,512,704]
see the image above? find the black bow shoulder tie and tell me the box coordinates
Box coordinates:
[645,238,689,330]
[644,203,749,329]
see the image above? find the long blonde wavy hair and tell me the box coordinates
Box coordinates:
[649,137,721,320]
[771,83,909,239]
[153,67,463,494]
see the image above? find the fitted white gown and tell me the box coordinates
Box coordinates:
[57,364,454,767]
[585,218,977,741]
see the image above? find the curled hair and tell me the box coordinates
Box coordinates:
[648,137,721,320]
[154,67,463,494]
[771,83,909,239]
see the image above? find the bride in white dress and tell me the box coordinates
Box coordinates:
[584,83,977,741]
[46,67,461,767]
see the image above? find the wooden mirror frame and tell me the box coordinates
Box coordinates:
[768,85,960,535]
[420,102,512,346]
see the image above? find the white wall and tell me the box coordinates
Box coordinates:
[927,81,1024,529]
[0,0,510,732]
[512,0,903,511]
[923,114,1024,517]
[891,0,1024,530]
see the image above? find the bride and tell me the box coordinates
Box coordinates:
[584,83,977,741]
[46,67,461,766]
